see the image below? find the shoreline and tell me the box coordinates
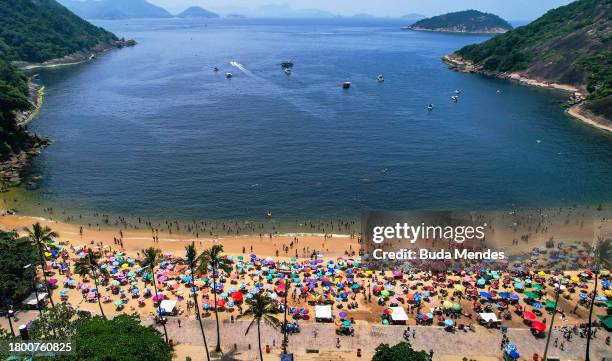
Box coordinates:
[1,39,137,186]
[404,27,509,35]
[442,54,612,134]
[13,39,137,71]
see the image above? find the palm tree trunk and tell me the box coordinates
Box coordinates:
[585,272,598,361]
[213,265,221,352]
[93,273,106,318]
[257,320,263,361]
[152,276,169,343]
[191,266,210,361]
[38,250,55,308]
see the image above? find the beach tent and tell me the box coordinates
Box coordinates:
[479,312,500,323]
[389,307,408,324]
[160,299,178,316]
[22,292,48,309]
[314,305,333,322]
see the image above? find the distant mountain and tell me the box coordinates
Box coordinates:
[253,4,335,18]
[449,0,611,122]
[407,10,512,34]
[59,0,172,19]
[401,13,426,20]
[351,13,376,19]
[177,6,219,19]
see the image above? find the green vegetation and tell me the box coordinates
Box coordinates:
[409,10,512,33]
[372,341,430,361]
[0,0,117,63]
[455,0,611,118]
[0,59,32,159]
[28,308,172,361]
[70,314,172,361]
[0,229,38,304]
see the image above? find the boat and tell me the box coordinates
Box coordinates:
[225,72,233,79]
[342,81,351,89]
[451,95,459,102]
[377,74,384,82]
[281,60,294,69]
[454,89,461,94]
[284,68,292,75]
[427,103,434,111]
[213,67,219,72]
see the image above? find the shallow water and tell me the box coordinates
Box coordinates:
[17,18,612,224]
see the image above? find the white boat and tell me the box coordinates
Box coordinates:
[342,81,351,89]
[377,74,384,82]
[284,68,292,75]
[451,95,459,102]
[427,104,434,111]
[225,72,233,79]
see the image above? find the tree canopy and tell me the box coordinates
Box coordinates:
[0,229,38,304]
[372,341,430,361]
[0,0,117,63]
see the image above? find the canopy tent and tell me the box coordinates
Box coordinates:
[159,299,178,315]
[22,292,49,308]
[389,307,408,323]
[479,312,500,323]
[314,305,333,322]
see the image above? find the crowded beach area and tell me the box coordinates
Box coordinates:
[0,205,611,360]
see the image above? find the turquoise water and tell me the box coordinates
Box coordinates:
[22,18,612,223]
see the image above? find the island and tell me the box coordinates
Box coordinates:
[405,10,512,34]
[444,0,611,133]
[177,6,220,19]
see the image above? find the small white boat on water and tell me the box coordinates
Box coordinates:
[451,95,459,102]
[427,103,434,111]
[284,68,292,75]
[342,81,351,89]
[377,74,384,82]
[225,72,233,79]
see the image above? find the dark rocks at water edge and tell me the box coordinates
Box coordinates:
[0,135,51,186]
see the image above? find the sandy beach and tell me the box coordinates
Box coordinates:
[1,209,610,360]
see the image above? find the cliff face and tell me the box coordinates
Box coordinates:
[407,10,512,34]
[452,0,611,120]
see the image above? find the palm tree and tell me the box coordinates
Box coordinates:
[73,248,107,318]
[238,294,280,361]
[185,242,210,361]
[141,247,168,343]
[197,245,232,353]
[585,237,611,361]
[24,222,58,308]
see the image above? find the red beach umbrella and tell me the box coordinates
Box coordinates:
[523,311,537,321]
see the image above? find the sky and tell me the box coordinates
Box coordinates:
[148,0,575,20]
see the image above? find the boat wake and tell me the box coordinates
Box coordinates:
[229,61,254,76]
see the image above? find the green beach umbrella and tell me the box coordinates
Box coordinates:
[532,284,544,290]
[524,291,539,299]
[545,300,556,309]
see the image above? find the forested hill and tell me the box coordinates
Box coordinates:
[454,0,611,119]
[408,10,512,34]
[0,0,117,63]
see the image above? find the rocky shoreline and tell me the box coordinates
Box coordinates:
[442,54,611,134]
[1,39,137,188]
[0,82,51,188]
[12,38,136,70]
[406,26,509,34]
